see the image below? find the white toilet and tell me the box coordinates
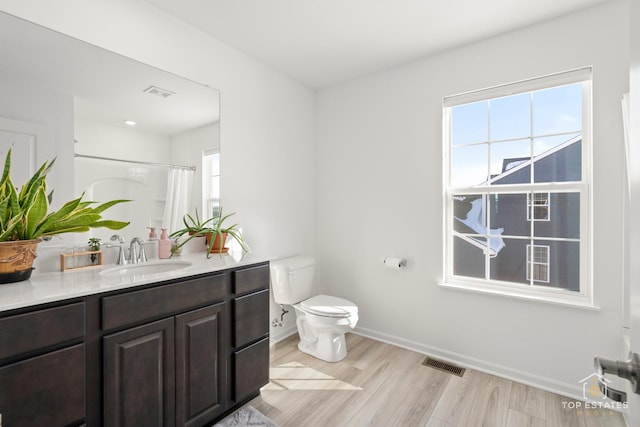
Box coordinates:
[270,256,358,363]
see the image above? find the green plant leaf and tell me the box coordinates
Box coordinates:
[89,220,130,230]
[0,196,9,229]
[40,213,102,233]
[38,226,91,236]
[0,149,12,187]
[91,199,131,214]
[24,186,48,239]
[7,182,23,238]
[18,159,49,202]
[0,214,21,242]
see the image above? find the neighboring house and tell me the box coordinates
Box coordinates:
[454,136,581,291]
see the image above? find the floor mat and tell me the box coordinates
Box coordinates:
[213,405,278,427]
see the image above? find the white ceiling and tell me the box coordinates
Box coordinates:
[146,0,611,88]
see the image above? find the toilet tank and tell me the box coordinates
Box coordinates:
[270,256,315,305]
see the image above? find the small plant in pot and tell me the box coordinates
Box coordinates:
[88,237,101,264]
[0,149,130,283]
[170,207,249,258]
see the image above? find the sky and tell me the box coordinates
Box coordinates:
[450,83,582,188]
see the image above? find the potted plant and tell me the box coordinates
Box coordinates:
[88,237,101,265]
[0,149,130,283]
[170,207,249,258]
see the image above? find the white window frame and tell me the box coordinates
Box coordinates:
[441,67,593,308]
[527,192,550,222]
[526,244,550,283]
[202,149,220,219]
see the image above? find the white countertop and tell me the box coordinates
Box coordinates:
[0,252,270,313]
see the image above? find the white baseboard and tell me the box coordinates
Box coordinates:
[270,326,297,344]
[353,326,584,401]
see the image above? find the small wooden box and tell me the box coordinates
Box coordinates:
[60,250,103,272]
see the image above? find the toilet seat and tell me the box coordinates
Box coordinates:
[299,294,358,318]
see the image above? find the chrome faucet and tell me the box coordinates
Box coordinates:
[109,234,127,265]
[128,238,147,264]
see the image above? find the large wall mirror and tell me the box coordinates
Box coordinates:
[0,11,220,248]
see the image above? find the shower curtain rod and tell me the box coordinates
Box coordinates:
[74,153,196,171]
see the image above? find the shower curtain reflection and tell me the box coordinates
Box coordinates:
[163,166,195,235]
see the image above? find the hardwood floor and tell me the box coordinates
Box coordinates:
[250,334,627,427]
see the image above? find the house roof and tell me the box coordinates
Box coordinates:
[486,135,582,185]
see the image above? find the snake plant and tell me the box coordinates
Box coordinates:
[0,148,130,242]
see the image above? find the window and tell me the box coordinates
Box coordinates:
[526,245,550,283]
[443,68,591,304]
[527,193,550,221]
[202,149,220,218]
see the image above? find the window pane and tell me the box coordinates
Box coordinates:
[533,136,581,183]
[533,133,580,157]
[489,193,529,237]
[489,139,531,183]
[207,152,220,175]
[533,83,582,136]
[532,240,580,291]
[453,234,486,279]
[452,101,488,146]
[490,93,530,141]
[451,144,488,187]
[453,195,485,234]
[209,176,220,199]
[489,238,529,285]
[534,192,580,239]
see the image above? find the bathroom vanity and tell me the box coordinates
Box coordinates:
[0,256,270,427]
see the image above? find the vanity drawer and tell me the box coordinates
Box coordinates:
[0,302,85,361]
[233,337,269,401]
[233,263,269,295]
[102,273,228,330]
[233,289,269,348]
[0,344,85,426]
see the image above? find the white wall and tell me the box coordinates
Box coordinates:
[75,119,172,163]
[0,0,316,258]
[316,0,629,398]
[0,0,315,335]
[75,119,171,245]
[628,0,640,422]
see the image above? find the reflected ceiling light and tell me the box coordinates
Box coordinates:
[124,120,137,126]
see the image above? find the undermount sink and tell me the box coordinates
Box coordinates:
[99,260,192,277]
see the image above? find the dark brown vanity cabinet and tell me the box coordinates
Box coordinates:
[102,273,230,427]
[0,261,270,427]
[0,302,86,427]
[231,265,270,403]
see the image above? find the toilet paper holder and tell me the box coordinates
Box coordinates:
[383,257,407,269]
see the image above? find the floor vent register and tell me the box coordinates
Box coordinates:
[422,357,466,377]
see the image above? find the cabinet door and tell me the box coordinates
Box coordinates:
[175,303,228,427]
[233,337,270,402]
[104,318,175,427]
[0,344,85,427]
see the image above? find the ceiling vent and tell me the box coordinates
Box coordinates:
[143,85,175,98]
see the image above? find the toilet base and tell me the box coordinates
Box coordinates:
[297,332,347,363]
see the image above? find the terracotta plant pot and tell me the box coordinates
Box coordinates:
[0,239,40,283]
[205,232,228,254]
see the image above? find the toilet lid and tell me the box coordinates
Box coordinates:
[300,294,358,318]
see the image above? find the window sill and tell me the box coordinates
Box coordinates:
[437,281,600,311]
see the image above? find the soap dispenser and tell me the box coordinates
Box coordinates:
[147,226,159,260]
[158,227,171,259]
